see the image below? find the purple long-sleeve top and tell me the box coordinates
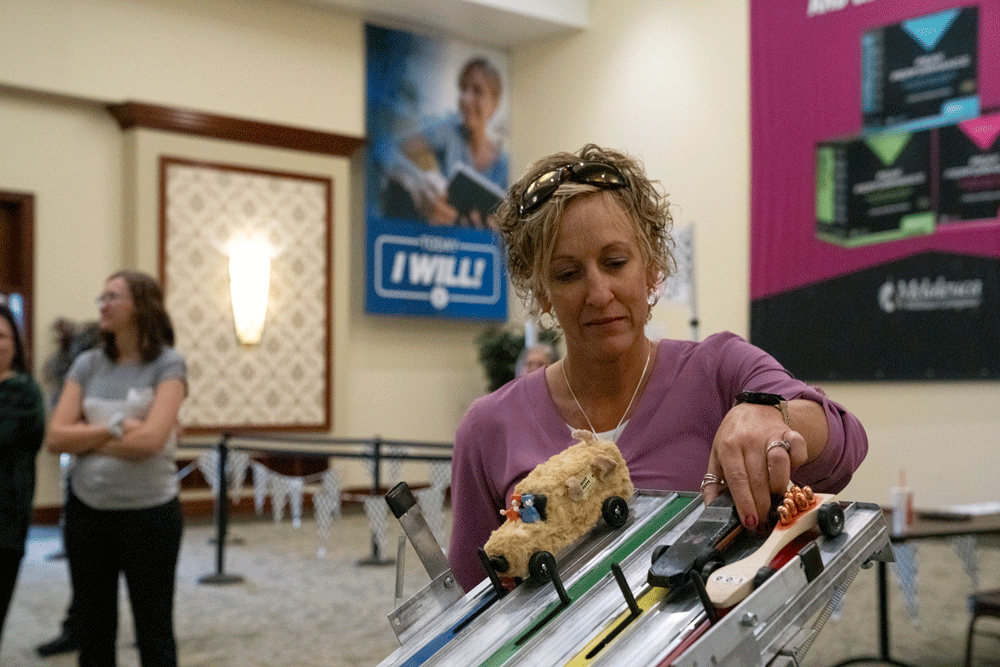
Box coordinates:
[447,332,868,590]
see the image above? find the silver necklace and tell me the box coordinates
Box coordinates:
[561,340,652,443]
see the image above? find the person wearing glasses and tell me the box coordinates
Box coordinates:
[45,271,185,667]
[447,144,868,590]
[0,303,46,648]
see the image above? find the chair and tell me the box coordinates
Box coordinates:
[965,588,1000,667]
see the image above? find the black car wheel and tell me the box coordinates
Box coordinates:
[602,496,629,528]
[528,550,555,584]
[817,502,845,537]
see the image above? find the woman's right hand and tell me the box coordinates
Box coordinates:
[704,402,807,531]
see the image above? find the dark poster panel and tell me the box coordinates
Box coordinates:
[751,252,999,381]
[750,1,1000,380]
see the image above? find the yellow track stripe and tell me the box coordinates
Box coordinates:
[562,586,669,667]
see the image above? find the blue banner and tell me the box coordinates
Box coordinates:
[364,23,510,321]
[366,218,506,320]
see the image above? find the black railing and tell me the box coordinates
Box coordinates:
[179,433,452,585]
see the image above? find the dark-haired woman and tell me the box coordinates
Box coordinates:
[0,303,46,646]
[46,271,185,667]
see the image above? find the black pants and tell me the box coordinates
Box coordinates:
[1,547,24,646]
[64,493,182,667]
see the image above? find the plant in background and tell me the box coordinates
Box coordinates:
[476,326,560,392]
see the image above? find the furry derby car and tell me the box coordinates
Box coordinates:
[483,430,634,584]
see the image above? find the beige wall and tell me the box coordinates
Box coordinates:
[0,0,364,135]
[0,94,129,505]
[2,0,996,510]
[1,0,483,505]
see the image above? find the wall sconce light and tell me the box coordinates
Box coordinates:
[229,242,270,345]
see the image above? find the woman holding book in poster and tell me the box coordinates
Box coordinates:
[383,57,509,228]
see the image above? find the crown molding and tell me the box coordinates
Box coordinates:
[107,101,366,157]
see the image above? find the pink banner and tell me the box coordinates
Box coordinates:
[751,0,1000,300]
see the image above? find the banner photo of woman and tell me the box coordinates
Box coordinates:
[364,24,510,320]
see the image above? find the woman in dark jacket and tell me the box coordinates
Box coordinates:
[0,302,46,645]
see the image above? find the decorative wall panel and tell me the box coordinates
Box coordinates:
[161,158,331,431]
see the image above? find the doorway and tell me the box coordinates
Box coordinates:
[0,190,35,359]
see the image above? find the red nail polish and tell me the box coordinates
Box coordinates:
[745,514,758,529]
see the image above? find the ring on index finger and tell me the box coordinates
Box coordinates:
[701,473,726,492]
[766,440,791,455]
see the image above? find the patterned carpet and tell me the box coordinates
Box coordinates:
[3,508,998,667]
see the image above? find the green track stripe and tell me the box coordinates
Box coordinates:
[478,495,694,667]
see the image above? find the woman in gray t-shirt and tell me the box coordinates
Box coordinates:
[46,270,186,667]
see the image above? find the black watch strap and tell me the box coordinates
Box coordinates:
[734,391,790,426]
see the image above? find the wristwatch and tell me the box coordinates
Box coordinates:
[734,391,790,426]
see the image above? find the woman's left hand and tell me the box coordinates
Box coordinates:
[702,402,810,530]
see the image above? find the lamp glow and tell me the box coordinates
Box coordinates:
[229,244,270,345]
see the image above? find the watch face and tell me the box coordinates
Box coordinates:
[737,391,783,406]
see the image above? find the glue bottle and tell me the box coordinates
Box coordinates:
[889,468,914,536]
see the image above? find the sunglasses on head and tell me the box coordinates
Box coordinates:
[518,161,626,217]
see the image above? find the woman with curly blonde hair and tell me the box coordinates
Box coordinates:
[447,145,868,590]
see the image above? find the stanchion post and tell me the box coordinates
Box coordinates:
[372,437,382,561]
[200,435,244,584]
[358,436,395,566]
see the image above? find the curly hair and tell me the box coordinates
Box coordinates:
[494,144,674,320]
[101,270,175,363]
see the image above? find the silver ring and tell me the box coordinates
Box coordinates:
[766,440,791,455]
[701,473,726,492]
